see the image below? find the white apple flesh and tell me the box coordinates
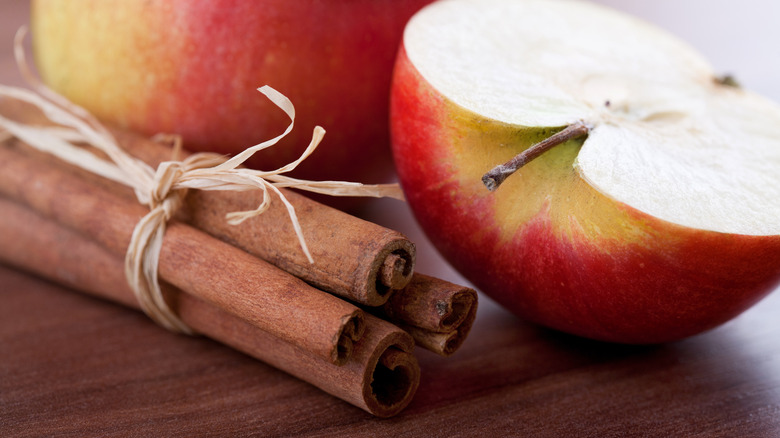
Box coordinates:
[391,0,780,343]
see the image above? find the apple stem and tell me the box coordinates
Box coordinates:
[481,120,591,191]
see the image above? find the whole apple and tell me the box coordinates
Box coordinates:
[391,0,780,343]
[31,0,433,188]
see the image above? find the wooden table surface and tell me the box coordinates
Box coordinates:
[3,1,780,437]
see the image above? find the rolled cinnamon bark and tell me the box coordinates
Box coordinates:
[0,198,420,417]
[402,319,477,357]
[381,274,478,333]
[0,98,416,306]
[367,274,478,357]
[180,297,419,417]
[182,187,415,306]
[0,144,364,366]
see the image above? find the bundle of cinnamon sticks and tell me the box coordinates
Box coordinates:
[0,97,477,417]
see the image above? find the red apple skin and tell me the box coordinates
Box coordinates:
[31,0,433,187]
[390,47,780,343]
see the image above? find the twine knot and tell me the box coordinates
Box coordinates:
[149,161,187,211]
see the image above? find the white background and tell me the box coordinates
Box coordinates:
[592,0,780,102]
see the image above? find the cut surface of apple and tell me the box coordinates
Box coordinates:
[404,0,780,236]
[392,0,780,343]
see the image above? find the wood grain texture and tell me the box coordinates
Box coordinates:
[3,1,780,436]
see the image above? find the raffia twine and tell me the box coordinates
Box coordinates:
[0,29,403,335]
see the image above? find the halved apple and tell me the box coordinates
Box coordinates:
[390,0,780,343]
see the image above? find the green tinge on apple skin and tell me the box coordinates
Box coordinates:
[390,47,780,343]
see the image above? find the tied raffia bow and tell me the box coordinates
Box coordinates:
[0,30,403,334]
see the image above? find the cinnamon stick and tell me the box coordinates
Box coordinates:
[402,321,477,357]
[0,198,420,417]
[0,98,416,306]
[382,274,478,333]
[182,187,415,306]
[181,298,419,418]
[0,143,364,366]
[375,274,478,356]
